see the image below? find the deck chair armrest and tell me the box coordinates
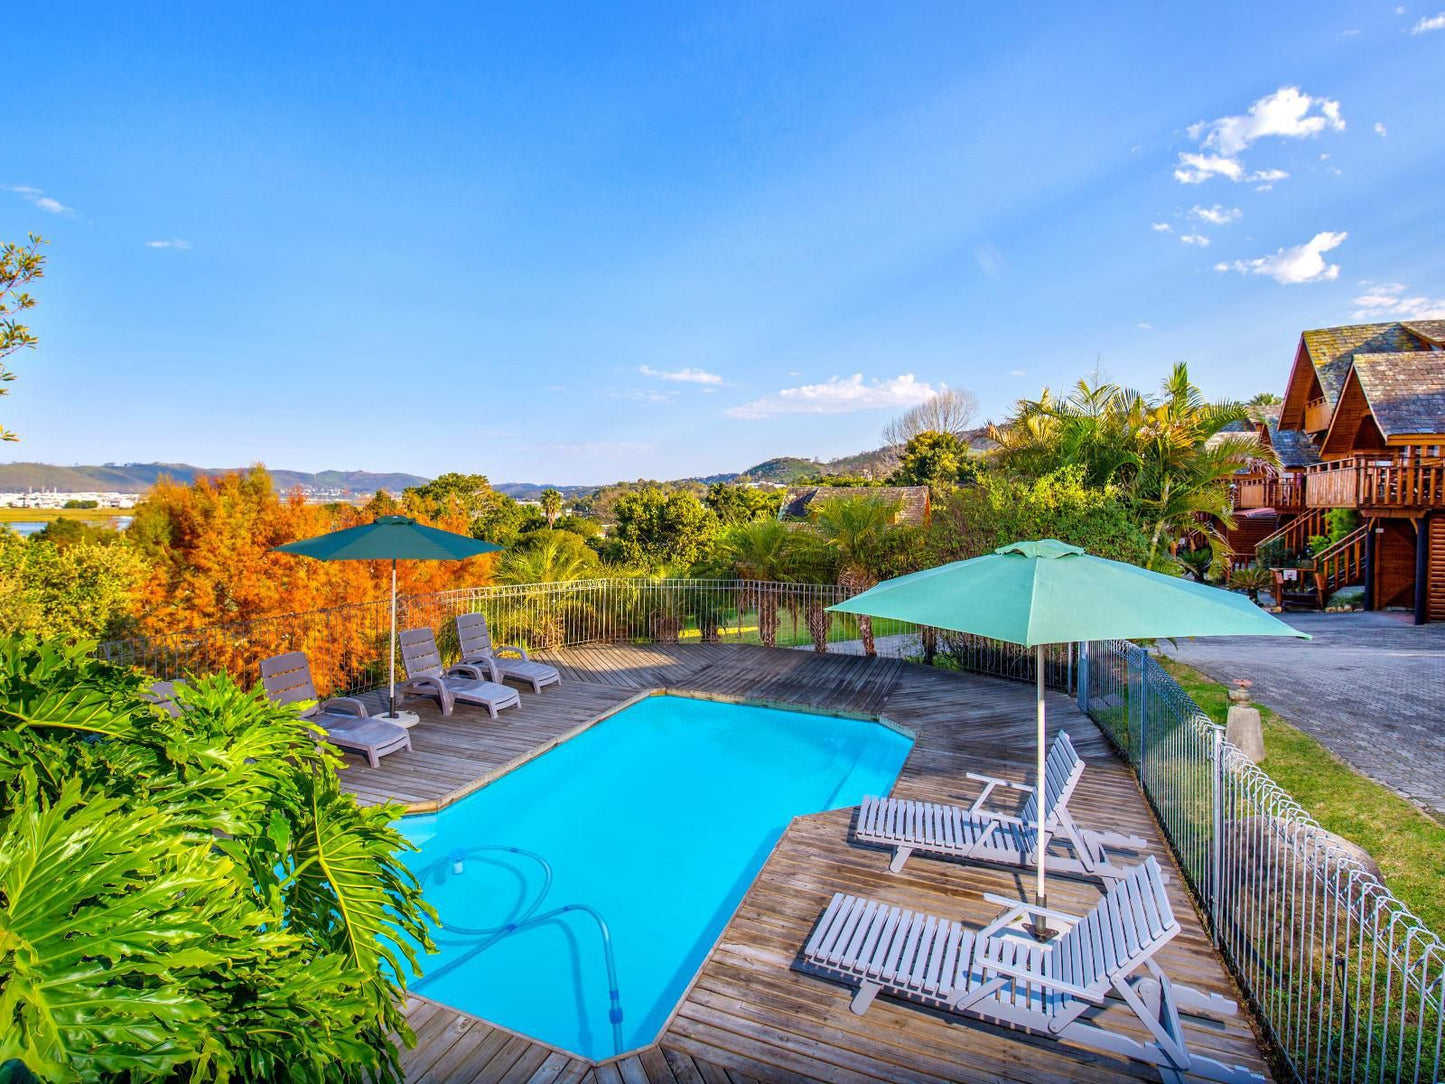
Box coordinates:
[319,696,368,718]
[979,893,1082,936]
[964,771,1032,814]
[975,950,1105,1004]
[492,643,530,660]
[449,660,501,683]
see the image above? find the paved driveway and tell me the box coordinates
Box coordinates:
[1163,612,1445,819]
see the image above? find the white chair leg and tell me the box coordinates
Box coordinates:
[888,846,913,873]
[850,980,881,1015]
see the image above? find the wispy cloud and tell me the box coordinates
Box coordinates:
[1180,234,1211,246]
[607,388,677,404]
[1137,322,1154,330]
[1214,230,1347,284]
[145,239,191,250]
[1410,11,1445,32]
[725,373,937,420]
[638,364,723,385]
[1174,87,1343,185]
[1151,222,1173,233]
[1374,122,1388,137]
[1009,369,1026,376]
[1190,204,1241,225]
[1351,281,1445,319]
[542,440,652,456]
[7,185,77,216]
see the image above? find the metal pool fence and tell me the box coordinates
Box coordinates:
[99,578,1442,1083]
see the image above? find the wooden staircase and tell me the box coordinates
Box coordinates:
[1248,508,1326,568]
[1313,524,1369,599]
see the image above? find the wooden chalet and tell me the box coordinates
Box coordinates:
[778,485,931,526]
[1207,407,1319,568]
[1274,320,1445,621]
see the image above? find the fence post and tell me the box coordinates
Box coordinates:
[1076,641,1090,714]
[1211,722,1224,948]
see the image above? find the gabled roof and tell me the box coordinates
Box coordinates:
[1268,420,1322,468]
[1350,352,1445,438]
[1402,320,1445,347]
[779,485,930,526]
[1298,323,1425,407]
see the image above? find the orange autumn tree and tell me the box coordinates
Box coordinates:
[129,466,498,692]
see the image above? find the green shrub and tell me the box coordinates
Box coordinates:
[0,638,432,1082]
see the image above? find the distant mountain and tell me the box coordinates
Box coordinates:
[0,462,428,497]
[494,482,598,501]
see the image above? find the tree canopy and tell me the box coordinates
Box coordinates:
[0,234,47,442]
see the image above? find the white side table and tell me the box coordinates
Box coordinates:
[371,710,420,729]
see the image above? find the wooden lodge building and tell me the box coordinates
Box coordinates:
[1224,320,1445,621]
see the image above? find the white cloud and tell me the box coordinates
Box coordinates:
[1180,234,1211,246]
[1151,222,1173,233]
[1410,12,1445,32]
[7,185,77,216]
[638,364,724,385]
[1351,281,1445,319]
[1374,122,1388,137]
[145,239,191,250]
[1214,230,1347,284]
[1190,204,1242,225]
[1010,369,1026,376]
[1174,87,1342,186]
[542,440,652,456]
[607,388,677,404]
[725,373,937,420]
[1137,322,1154,330]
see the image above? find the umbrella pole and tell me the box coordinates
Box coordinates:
[388,558,397,718]
[1031,643,1052,940]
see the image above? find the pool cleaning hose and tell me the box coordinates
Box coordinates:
[414,845,626,1056]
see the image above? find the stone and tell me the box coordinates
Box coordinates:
[1226,704,1265,763]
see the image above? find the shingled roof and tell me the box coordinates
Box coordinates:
[1402,320,1445,346]
[779,485,930,526]
[1351,353,1445,438]
[1299,323,1427,406]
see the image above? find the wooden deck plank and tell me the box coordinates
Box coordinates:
[384,643,1271,1084]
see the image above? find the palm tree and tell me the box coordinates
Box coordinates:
[496,531,598,584]
[539,488,563,527]
[713,520,793,648]
[809,494,905,656]
[990,364,1272,568]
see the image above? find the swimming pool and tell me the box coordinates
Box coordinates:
[398,693,912,1059]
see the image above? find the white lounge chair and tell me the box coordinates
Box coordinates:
[798,855,1261,1084]
[855,731,1150,887]
[455,611,561,694]
[399,627,521,719]
[260,651,411,768]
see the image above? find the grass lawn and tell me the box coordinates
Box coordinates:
[0,507,132,523]
[1161,657,1445,935]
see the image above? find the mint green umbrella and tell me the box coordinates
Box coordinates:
[273,515,502,718]
[830,539,1306,920]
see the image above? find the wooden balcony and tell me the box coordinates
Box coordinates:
[1235,476,1303,511]
[1304,457,1445,510]
[1303,395,1332,433]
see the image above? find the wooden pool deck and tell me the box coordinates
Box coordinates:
[341,643,1272,1084]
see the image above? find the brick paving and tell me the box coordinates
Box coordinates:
[1163,611,1445,819]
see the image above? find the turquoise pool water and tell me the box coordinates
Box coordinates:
[399,694,912,1059]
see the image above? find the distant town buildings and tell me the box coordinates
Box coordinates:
[2,490,139,509]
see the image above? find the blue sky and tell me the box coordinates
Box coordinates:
[5,2,1444,485]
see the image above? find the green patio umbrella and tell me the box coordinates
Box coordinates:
[273,515,502,719]
[829,539,1306,922]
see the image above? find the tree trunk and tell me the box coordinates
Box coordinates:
[806,601,831,653]
[921,626,937,665]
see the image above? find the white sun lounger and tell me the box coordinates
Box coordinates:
[399,627,521,719]
[455,611,561,694]
[798,855,1261,1084]
[855,731,1150,887]
[260,651,412,768]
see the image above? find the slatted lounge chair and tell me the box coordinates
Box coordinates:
[855,731,1149,887]
[398,627,521,719]
[143,679,185,718]
[260,651,412,768]
[455,611,561,694]
[798,855,1261,1084]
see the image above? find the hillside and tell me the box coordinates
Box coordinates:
[0,462,428,497]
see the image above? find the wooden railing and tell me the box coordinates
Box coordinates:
[1234,476,1303,511]
[1303,395,1332,433]
[1314,524,1369,597]
[1304,458,1445,509]
[1250,508,1325,567]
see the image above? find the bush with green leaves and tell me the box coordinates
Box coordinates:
[0,532,145,641]
[0,637,432,1083]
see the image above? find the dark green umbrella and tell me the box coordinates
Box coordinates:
[273,515,502,718]
[831,539,1306,922]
